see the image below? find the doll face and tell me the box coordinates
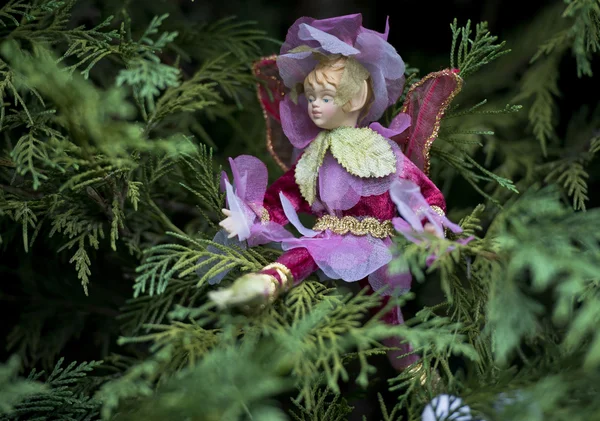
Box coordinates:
[304,80,347,130]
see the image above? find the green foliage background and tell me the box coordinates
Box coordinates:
[0,0,599,420]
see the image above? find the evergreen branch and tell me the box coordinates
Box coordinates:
[450,19,510,78]
[9,131,56,190]
[444,101,522,119]
[115,14,179,113]
[59,15,120,78]
[126,180,142,211]
[49,204,105,295]
[146,52,258,129]
[118,321,219,369]
[433,146,516,204]
[546,161,590,211]
[590,134,600,154]
[485,186,600,365]
[284,281,332,322]
[119,279,202,335]
[145,193,185,236]
[515,49,563,155]
[0,1,36,28]
[0,195,39,252]
[110,197,124,251]
[541,116,598,210]
[187,16,273,62]
[116,58,180,113]
[463,154,519,193]
[0,355,47,416]
[179,143,223,215]
[290,387,353,421]
[533,0,600,77]
[3,358,103,421]
[457,204,486,238]
[0,65,35,127]
[97,330,291,421]
[133,232,263,297]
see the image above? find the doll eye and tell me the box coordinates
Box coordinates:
[323,98,329,103]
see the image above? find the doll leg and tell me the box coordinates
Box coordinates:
[358,279,420,371]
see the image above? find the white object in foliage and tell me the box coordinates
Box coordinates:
[422,394,474,421]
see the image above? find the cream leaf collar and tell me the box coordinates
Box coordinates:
[294,126,396,205]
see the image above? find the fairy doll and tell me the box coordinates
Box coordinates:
[207,14,463,372]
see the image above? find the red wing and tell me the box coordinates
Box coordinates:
[391,69,463,175]
[252,56,294,171]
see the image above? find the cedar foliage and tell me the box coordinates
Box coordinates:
[0,0,599,420]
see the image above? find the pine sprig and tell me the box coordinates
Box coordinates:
[0,196,39,252]
[450,19,510,79]
[133,231,268,297]
[457,204,486,238]
[186,16,273,62]
[514,50,563,156]
[532,0,600,77]
[0,355,47,416]
[485,186,600,365]
[545,161,589,210]
[115,14,180,114]
[119,279,205,335]
[540,108,600,211]
[0,0,62,29]
[2,358,102,421]
[284,281,332,322]
[433,146,517,205]
[10,132,53,190]
[444,101,522,119]
[147,52,257,130]
[179,143,223,216]
[289,387,353,421]
[49,204,105,294]
[96,328,290,421]
[60,15,120,78]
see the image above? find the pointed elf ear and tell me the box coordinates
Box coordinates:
[344,79,368,113]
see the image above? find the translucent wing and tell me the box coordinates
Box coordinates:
[390,69,463,175]
[252,56,295,171]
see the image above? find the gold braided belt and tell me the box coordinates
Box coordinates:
[312,215,395,239]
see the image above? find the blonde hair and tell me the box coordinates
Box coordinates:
[303,55,374,117]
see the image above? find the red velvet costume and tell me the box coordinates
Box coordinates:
[261,160,446,287]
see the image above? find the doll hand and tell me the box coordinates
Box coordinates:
[208,273,277,310]
[424,222,444,238]
[219,209,240,239]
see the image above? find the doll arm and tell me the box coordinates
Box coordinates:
[262,163,312,225]
[391,159,462,240]
[219,155,300,247]
[401,158,446,214]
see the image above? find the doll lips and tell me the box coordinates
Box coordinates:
[312,112,322,118]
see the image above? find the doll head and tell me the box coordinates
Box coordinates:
[276,14,405,148]
[302,55,372,129]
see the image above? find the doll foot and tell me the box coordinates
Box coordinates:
[208,273,278,310]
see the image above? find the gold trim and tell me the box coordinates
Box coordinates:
[430,205,445,217]
[263,262,294,291]
[405,361,443,390]
[405,361,428,386]
[312,215,395,239]
[260,208,270,224]
[401,69,463,176]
